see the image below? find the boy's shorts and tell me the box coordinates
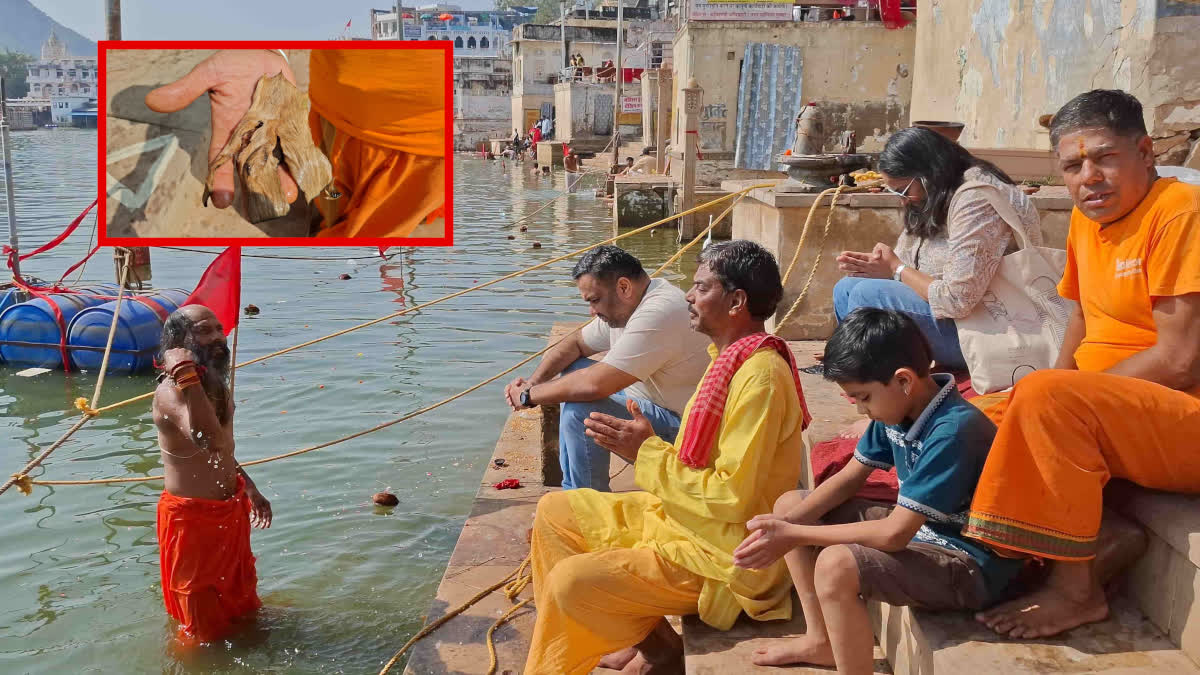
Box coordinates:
[811,492,991,611]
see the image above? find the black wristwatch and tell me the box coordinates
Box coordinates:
[519,387,535,408]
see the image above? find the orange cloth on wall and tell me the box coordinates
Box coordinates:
[307,49,446,157]
[157,475,261,642]
[1057,177,1200,379]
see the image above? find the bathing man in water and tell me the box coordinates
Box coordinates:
[152,304,271,643]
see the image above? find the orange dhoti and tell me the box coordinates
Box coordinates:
[157,475,261,642]
[964,370,1200,560]
[306,49,446,239]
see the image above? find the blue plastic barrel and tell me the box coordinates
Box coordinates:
[66,289,190,375]
[0,284,120,369]
[0,288,30,316]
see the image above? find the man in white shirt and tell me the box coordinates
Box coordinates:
[504,246,712,490]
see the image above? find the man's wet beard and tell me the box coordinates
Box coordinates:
[187,337,232,425]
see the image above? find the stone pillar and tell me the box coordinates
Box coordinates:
[656,69,671,174]
[641,69,657,148]
[680,78,702,238]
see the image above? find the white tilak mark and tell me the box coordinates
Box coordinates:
[105,134,180,209]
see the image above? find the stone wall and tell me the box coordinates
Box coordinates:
[670,21,916,157]
[455,93,512,151]
[911,0,1200,167]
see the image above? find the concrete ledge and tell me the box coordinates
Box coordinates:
[872,596,1198,674]
[1108,482,1200,663]
[683,608,893,674]
[720,179,1075,212]
[402,407,548,675]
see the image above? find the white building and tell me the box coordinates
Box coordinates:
[370,5,530,56]
[25,32,97,99]
[371,6,534,150]
[49,95,91,124]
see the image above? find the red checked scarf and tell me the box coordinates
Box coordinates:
[677,333,812,469]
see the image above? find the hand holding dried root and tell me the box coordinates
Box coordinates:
[203,73,335,223]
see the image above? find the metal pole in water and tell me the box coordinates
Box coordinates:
[611,0,623,170]
[0,77,21,282]
[106,0,122,40]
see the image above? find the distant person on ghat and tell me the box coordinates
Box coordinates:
[153,305,272,644]
[146,49,445,238]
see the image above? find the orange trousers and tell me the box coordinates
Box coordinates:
[965,370,1200,560]
[525,491,703,675]
[309,112,445,239]
[157,475,261,642]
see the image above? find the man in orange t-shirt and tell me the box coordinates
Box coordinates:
[963,90,1200,639]
[147,49,445,239]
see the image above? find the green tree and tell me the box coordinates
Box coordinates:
[0,51,33,98]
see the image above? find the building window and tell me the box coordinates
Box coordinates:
[455,36,464,48]
[56,70,63,78]
[481,36,489,49]
[68,70,75,77]
[467,36,476,48]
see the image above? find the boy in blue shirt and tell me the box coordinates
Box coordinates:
[733,308,1023,672]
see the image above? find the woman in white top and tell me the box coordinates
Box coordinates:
[834,127,1044,371]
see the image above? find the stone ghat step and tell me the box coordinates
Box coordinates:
[872,595,1199,674]
[682,594,1196,675]
[683,610,892,674]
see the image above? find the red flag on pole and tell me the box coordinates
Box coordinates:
[378,246,390,258]
[183,247,241,335]
[345,18,352,29]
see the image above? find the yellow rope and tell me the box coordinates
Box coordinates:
[91,182,771,417]
[28,193,749,486]
[376,561,529,675]
[13,184,768,492]
[774,184,855,334]
[0,253,132,498]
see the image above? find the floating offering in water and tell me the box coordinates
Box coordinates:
[519,225,528,232]
[244,304,260,315]
[532,242,542,249]
[373,492,400,506]
[339,273,351,280]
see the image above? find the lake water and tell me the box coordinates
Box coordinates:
[0,129,694,673]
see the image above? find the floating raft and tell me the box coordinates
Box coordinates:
[0,285,189,374]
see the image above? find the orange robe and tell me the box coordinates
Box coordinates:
[307,49,446,239]
[157,474,261,642]
[965,178,1200,560]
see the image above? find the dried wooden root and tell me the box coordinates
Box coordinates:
[203,73,335,223]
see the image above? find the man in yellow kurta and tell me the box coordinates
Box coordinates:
[525,240,812,674]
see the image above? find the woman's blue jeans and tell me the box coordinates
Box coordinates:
[832,277,968,372]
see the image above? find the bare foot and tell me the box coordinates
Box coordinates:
[976,585,1109,638]
[751,634,836,667]
[597,646,638,670]
[621,651,683,675]
[837,418,871,440]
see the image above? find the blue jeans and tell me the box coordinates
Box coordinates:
[833,277,968,372]
[558,358,682,491]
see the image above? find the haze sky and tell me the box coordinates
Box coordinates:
[30,0,500,42]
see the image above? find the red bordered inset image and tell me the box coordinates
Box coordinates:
[99,40,453,247]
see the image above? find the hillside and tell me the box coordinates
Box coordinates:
[0,0,96,57]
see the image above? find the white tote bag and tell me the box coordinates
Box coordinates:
[953,182,1072,394]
